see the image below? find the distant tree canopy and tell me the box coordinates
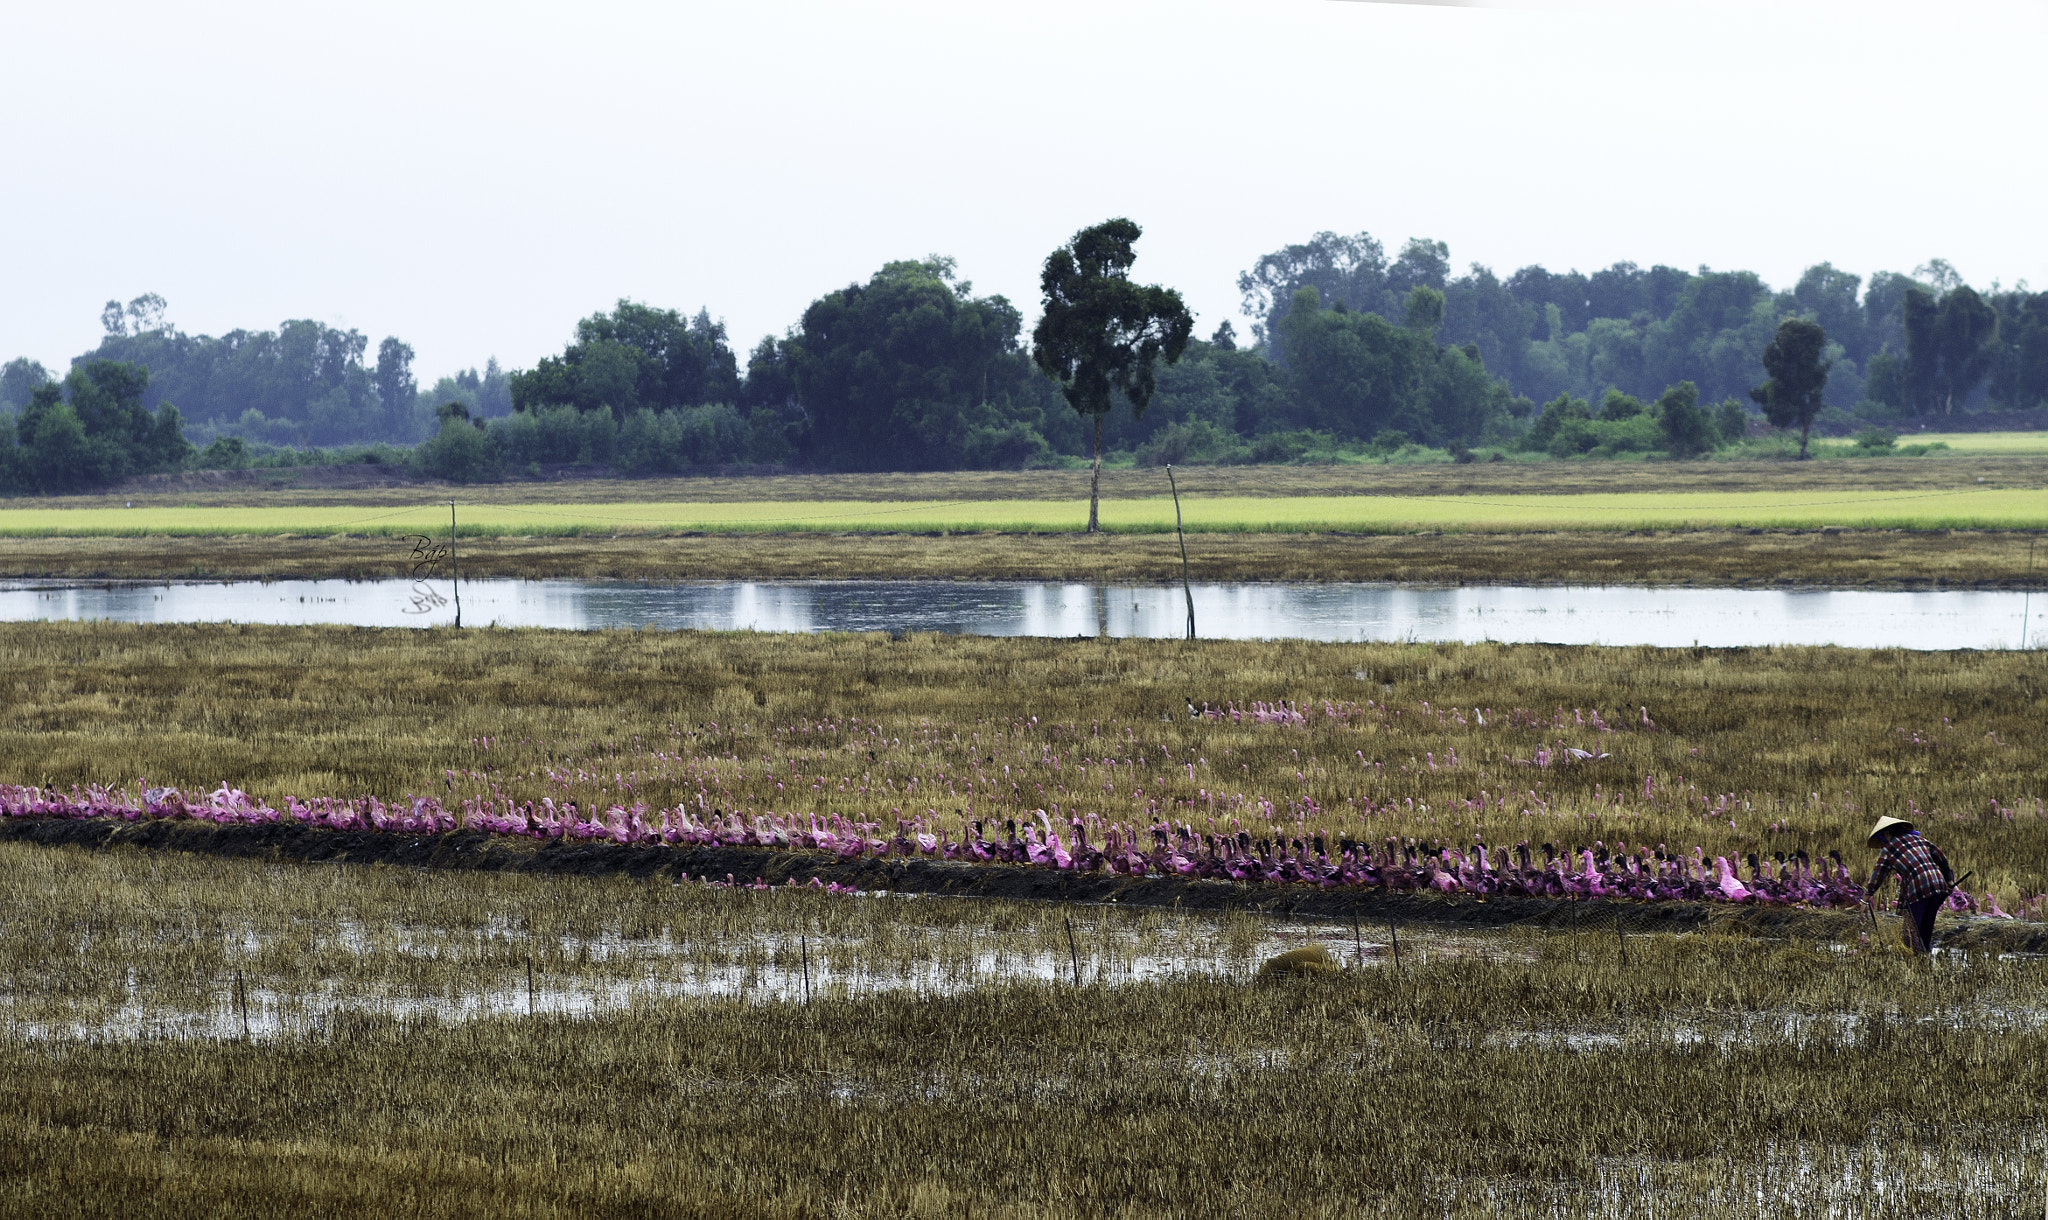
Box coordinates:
[14,235,2048,495]
[510,300,741,419]
[1239,231,2048,419]
[1,361,192,493]
[46,294,513,449]
[1902,284,2000,415]
[783,258,1061,471]
[0,358,53,412]
[1272,286,1512,447]
[79,298,382,445]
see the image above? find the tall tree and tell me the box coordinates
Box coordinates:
[0,358,51,410]
[1236,231,1387,348]
[1988,291,2048,410]
[1032,218,1193,532]
[375,338,418,437]
[125,293,168,334]
[1791,264,1867,362]
[1750,317,1831,460]
[1903,285,2000,414]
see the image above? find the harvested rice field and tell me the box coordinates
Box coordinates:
[5,525,2046,588]
[4,622,2047,1215]
[3,839,2046,1217]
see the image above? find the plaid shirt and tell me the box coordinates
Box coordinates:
[1869,830,1953,904]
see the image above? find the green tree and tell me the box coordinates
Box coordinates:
[1750,318,1831,459]
[1402,286,1445,335]
[1032,219,1193,530]
[80,302,384,446]
[412,402,502,483]
[0,358,51,410]
[1236,230,1389,348]
[1791,264,1867,361]
[196,436,250,470]
[10,362,191,492]
[1275,287,1509,448]
[375,338,418,437]
[1598,390,1646,421]
[65,361,193,475]
[1713,398,1750,445]
[1656,380,1715,458]
[1988,291,2048,410]
[1864,349,1908,414]
[784,258,1051,471]
[17,390,108,492]
[511,300,741,418]
[1275,287,1420,440]
[1902,286,2000,415]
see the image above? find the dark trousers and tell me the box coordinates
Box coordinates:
[1902,894,1945,953]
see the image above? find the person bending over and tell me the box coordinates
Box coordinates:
[1864,815,1954,954]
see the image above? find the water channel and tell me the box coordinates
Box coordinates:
[1,577,2037,649]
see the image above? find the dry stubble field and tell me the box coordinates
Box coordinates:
[2,623,2047,1214]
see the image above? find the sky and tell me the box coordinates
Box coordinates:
[3,0,2044,383]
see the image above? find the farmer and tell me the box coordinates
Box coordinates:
[1864,815,1955,954]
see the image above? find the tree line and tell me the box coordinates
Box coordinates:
[1241,235,2048,420]
[3,228,2042,491]
[0,293,507,451]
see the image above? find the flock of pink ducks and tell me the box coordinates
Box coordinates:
[0,782,2018,918]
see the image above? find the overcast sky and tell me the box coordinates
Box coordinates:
[4,0,2043,382]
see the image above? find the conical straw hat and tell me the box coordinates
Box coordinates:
[1867,815,1914,846]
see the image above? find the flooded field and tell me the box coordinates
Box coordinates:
[1,848,1506,1042]
[7,840,2048,1216]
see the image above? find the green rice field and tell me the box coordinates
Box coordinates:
[2,486,2044,538]
[1896,430,2048,454]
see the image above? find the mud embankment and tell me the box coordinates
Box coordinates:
[7,817,2044,953]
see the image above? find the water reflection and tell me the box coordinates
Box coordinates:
[0,578,2033,649]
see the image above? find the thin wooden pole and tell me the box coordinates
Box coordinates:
[800,935,812,1006]
[2023,536,2036,649]
[1166,465,1195,641]
[1388,920,1401,970]
[1615,909,1628,968]
[235,968,250,1040]
[448,500,462,628]
[1064,913,1083,987]
[1352,915,1363,968]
